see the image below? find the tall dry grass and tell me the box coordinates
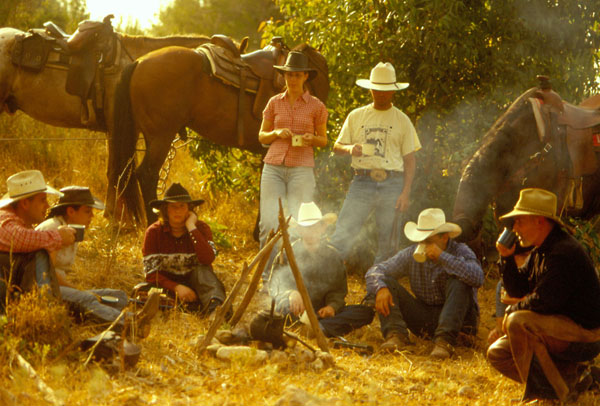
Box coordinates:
[0,113,598,405]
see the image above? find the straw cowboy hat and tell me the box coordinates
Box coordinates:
[356,62,409,91]
[291,202,337,227]
[499,188,562,224]
[149,183,204,209]
[274,51,317,81]
[48,186,105,217]
[404,208,462,242]
[0,170,62,209]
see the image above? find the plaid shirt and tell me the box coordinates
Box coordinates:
[0,207,62,253]
[366,239,483,311]
[263,90,328,167]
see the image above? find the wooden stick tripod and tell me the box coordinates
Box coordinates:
[197,200,330,353]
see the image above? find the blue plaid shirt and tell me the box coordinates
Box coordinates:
[366,239,484,311]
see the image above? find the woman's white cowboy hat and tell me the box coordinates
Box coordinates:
[0,170,62,208]
[356,62,409,91]
[499,188,562,224]
[291,202,337,227]
[404,208,462,242]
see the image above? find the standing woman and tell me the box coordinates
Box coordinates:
[142,183,226,315]
[258,51,328,251]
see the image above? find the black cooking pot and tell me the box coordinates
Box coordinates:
[249,301,286,349]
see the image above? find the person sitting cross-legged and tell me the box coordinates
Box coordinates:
[268,202,374,338]
[36,186,159,338]
[365,208,484,358]
[142,183,226,316]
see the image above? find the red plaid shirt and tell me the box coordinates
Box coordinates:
[262,90,328,167]
[0,207,62,253]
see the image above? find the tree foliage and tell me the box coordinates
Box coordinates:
[151,0,281,49]
[263,0,600,220]
[0,0,88,32]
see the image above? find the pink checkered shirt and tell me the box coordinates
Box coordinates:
[0,207,62,253]
[262,90,328,167]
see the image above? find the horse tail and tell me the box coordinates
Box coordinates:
[109,61,146,225]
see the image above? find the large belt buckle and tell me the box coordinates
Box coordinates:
[369,169,387,182]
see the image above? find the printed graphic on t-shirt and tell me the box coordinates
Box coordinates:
[363,125,389,157]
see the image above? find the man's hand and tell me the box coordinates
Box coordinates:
[375,287,394,317]
[289,291,305,316]
[57,225,76,246]
[185,211,198,232]
[425,242,443,262]
[317,305,335,318]
[496,241,516,258]
[395,192,410,212]
[175,284,197,302]
[350,144,363,157]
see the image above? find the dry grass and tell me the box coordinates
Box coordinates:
[0,115,599,405]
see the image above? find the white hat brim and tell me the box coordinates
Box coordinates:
[0,185,62,209]
[356,79,409,91]
[290,213,337,228]
[404,221,462,242]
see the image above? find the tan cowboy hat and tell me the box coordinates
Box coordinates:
[404,208,462,242]
[0,170,62,208]
[149,183,204,209]
[48,186,105,217]
[499,188,562,223]
[356,62,409,91]
[291,202,337,227]
[274,51,317,81]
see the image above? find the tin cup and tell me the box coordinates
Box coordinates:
[361,143,375,156]
[413,243,427,263]
[69,224,85,242]
[497,227,517,248]
[291,134,303,147]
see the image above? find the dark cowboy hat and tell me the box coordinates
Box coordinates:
[48,186,104,217]
[149,183,204,209]
[273,51,317,81]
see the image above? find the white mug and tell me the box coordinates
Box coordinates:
[361,143,375,156]
[413,243,427,263]
[292,134,303,147]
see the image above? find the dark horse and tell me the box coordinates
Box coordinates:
[110,41,329,224]
[453,81,600,245]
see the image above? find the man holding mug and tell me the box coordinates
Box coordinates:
[365,208,483,358]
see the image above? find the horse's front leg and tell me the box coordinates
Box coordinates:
[136,133,175,224]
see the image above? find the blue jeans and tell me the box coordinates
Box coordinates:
[330,174,404,264]
[60,286,129,327]
[378,277,478,345]
[259,164,315,245]
[0,250,60,313]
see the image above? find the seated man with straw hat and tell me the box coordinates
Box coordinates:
[487,188,600,402]
[268,202,374,337]
[0,170,74,312]
[365,208,483,358]
[36,186,159,338]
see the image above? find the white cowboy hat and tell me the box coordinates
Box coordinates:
[356,62,409,91]
[404,208,462,242]
[499,188,562,224]
[0,170,62,208]
[291,202,337,227]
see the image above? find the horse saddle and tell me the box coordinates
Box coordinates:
[197,36,285,118]
[530,94,600,178]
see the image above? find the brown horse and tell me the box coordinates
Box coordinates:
[0,27,210,130]
[452,83,600,249]
[110,42,329,224]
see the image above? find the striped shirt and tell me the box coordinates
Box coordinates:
[262,90,328,167]
[0,207,62,253]
[366,239,484,311]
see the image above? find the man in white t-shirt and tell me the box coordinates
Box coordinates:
[331,62,420,264]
